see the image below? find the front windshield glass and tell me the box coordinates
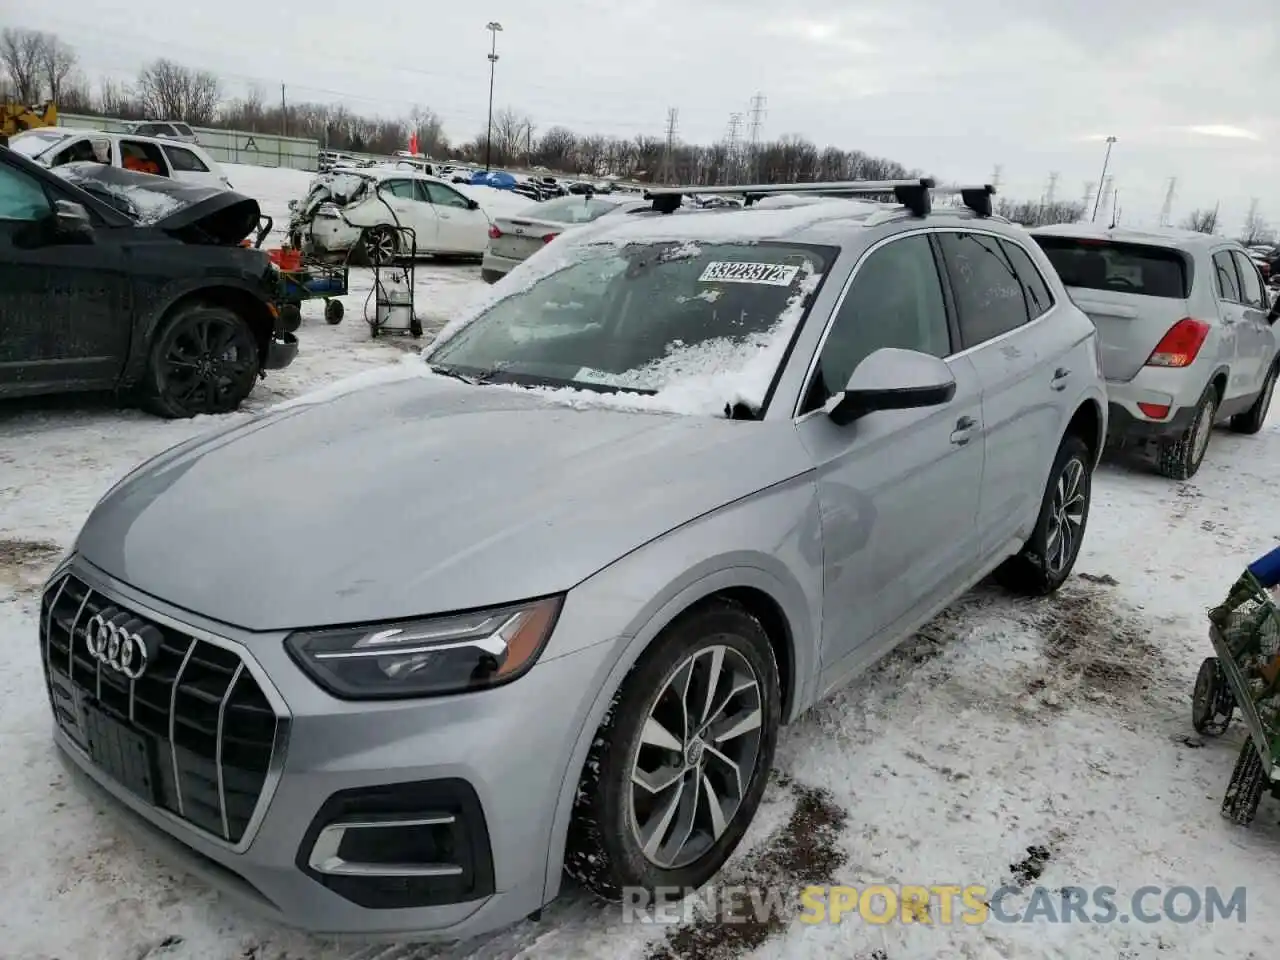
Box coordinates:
[10,130,69,160]
[427,240,832,414]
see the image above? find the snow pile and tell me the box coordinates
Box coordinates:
[455,182,544,218]
[119,185,184,223]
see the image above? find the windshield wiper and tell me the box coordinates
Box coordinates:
[428,364,482,385]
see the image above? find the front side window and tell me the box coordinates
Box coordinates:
[164,145,209,173]
[1232,251,1266,308]
[420,181,470,209]
[803,235,951,413]
[0,162,51,221]
[120,139,168,176]
[937,232,1029,348]
[428,241,833,415]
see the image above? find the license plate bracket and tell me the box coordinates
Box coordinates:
[82,702,160,805]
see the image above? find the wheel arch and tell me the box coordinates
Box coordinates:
[1065,396,1105,467]
[540,560,812,906]
[141,284,275,375]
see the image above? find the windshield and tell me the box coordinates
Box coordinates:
[10,130,70,160]
[427,240,833,415]
[529,195,626,224]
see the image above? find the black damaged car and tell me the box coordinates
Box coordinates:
[0,147,298,418]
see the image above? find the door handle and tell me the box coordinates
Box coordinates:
[1051,367,1071,391]
[950,416,976,445]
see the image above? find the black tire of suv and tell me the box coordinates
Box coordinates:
[1229,362,1277,435]
[1156,385,1217,480]
[993,434,1092,597]
[143,304,260,419]
[564,598,781,901]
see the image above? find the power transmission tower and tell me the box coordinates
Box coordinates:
[1045,171,1059,206]
[748,93,766,180]
[661,107,679,184]
[725,112,743,183]
[990,165,1003,192]
[1158,177,1177,227]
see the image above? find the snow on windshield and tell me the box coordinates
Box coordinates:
[10,130,68,159]
[427,239,831,418]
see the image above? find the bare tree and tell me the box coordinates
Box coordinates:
[1183,208,1219,234]
[0,27,45,102]
[1240,199,1275,246]
[37,32,75,102]
[135,58,222,124]
[407,105,447,157]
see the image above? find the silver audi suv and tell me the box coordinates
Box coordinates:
[42,179,1106,941]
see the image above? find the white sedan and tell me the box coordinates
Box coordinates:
[293,169,528,262]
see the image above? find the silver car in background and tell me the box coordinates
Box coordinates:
[1031,224,1280,480]
[481,193,644,283]
[43,180,1106,942]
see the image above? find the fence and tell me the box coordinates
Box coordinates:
[60,113,319,172]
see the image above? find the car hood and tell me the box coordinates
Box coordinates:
[76,376,811,631]
[55,162,259,244]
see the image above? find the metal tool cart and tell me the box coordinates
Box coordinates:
[268,246,350,329]
[1193,544,1280,823]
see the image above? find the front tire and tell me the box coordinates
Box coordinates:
[994,434,1092,596]
[564,599,781,900]
[1157,385,1216,480]
[143,304,260,419]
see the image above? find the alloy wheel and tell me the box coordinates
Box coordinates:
[628,644,764,870]
[1045,457,1087,577]
[367,229,396,263]
[161,315,255,413]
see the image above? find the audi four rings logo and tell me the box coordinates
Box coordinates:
[85,610,153,679]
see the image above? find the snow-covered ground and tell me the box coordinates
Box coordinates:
[4,164,1280,959]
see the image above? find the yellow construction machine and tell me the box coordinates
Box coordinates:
[2,99,58,139]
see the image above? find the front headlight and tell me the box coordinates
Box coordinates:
[285,596,563,699]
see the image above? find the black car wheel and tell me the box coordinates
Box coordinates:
[324,299,344,324]
[1229,362,1277,435]
[364,226,398,265]
[144,304,260,419]
[1157,385,1217,480]
[994,434,1092,596]
[564,598,780,900]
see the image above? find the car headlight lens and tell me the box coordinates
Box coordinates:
[285,596,563,699]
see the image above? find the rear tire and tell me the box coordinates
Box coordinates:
[994,434,1092,597]
[1156,385,1217,480]
[363,226,398,265]
[1229,363,1277,435]
[143,304,260,419]
[564,599,781,901]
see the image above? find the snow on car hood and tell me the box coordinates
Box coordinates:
[55,162,261,243]
[74,370,811,630]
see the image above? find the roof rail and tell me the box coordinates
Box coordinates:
[642,178,996,218]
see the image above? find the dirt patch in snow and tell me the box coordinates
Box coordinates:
[646,775,847,960]
[0,537,62,596]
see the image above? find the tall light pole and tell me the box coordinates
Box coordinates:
[485,21,503,172]
[1091,135,1117,222]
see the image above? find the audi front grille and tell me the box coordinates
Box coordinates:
[40,571,285,847]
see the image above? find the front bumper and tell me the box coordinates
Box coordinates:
[44,558,615,940]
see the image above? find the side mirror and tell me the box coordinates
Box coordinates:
[824,347,957,426]
[466,198,480,210]
[53,200,94,242]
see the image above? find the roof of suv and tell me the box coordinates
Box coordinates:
[576,196,1017,248]
[1030,221,1238,255]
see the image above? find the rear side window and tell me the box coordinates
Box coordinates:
[937,232,1029,348]
[1033,237,1190,299]
[1232,251,1266,308]
[119,139,169,177]
[172,123,194,137]
[999,239,1054,320]
[1213,251,1241,301]
[164,145,209,173]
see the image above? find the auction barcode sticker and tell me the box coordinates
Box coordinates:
[698,262,800,285]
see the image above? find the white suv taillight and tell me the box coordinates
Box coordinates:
[1145,318,1210,368]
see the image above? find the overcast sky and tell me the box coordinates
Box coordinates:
[22,0,1279,234]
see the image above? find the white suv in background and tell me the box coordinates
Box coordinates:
[7,127,231,191]
[1032,224,1280,480]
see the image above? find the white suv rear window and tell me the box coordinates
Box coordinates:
[1033,237,1189,299]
